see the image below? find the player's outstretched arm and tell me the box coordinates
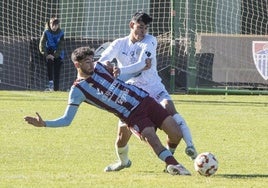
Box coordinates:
[24,112,46,127]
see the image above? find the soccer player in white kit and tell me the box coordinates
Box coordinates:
[98,11,198,172]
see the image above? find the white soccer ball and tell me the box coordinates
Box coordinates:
[194,152,218,176]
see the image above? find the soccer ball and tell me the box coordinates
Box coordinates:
[194,152,218,176]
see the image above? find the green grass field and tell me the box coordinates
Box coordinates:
[0,90,267,188]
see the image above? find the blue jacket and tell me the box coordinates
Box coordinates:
[39,21,64,59]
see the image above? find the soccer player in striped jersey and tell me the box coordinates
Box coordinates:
[98,11,197,172]
[24,46,191,175]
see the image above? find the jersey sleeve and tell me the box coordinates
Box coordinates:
[98,40,120,63]
[45,86,85,127]
[120,36,157,75]
[54,30,64,59]
[39,30,47,55]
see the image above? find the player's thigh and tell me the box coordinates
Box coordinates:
[141,126,165,154]
[151,89,178,116]
[160,116,182,143]
[160,99,178,116]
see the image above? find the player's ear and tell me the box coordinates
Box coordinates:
[74,61,80,68]
[129,21,135,29]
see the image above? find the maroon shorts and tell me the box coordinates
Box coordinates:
[126,96,169,135]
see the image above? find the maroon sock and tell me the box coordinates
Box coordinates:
[158,149,179,166]
[165,156,179,165]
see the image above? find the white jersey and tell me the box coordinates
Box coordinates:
[99,34,170,102]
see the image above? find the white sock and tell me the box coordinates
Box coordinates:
[116,144,129,165]
[173,113,194,147]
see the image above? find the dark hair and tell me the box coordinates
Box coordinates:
[131,11,152,25]
[71,47,94,62]
[50,16,60,25]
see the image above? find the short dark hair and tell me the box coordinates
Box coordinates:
[131,11,152,25]
[71,47,94,62]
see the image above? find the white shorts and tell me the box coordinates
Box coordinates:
[118,83,172,127]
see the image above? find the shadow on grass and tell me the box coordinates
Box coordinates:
[216,174,268,179]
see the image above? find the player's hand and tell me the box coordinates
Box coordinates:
[46,54,55,61]
[104,61,114,73]
[24,112,46,127]
[143,58,152,70]
[103,61,120,78]
[113,66,120,78]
